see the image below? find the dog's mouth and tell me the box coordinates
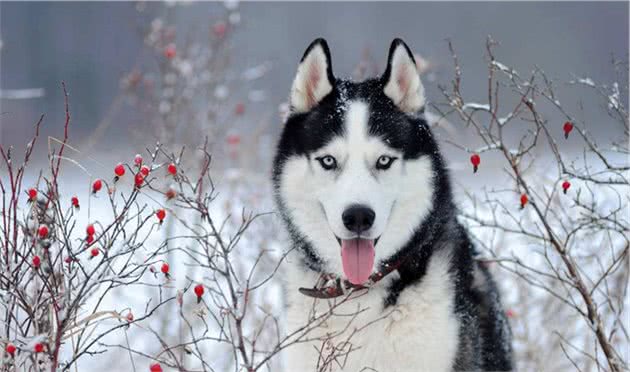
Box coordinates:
[335,236,380,285]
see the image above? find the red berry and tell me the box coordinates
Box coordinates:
[156,209,166,223]
[194,284,204,298]
[86,234,95,246]
[86,224,95,237]
[563,121,574,139]
[38,225,49,239]
[562,180,571,194]
[71,196,80,209]
[150,363,163,372]
[161,262,170,275]
[194,284,204,303]
[6,343,16,356]
[32,255,41,268]
[213,22,227,38]
[134,173,145,188]
[140,165,150,177]
[234,102,245,115]
[65,256,73,264]
[126,311,134,322]
[92,179,103,194]
[470,154,480,166]
[506,309,516,318]
[134,154,143,166]
[165,188,177,200]
[114,163,126,177]
[227,134,241,146]
[90,248,100,257]
[520,194,529,209]
[27,188,37,201]
[167,163,177,176]
[34,343,44,353]
[470,154,480,173]
[164,44,176,59]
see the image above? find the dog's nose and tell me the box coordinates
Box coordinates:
[342,205,375,233]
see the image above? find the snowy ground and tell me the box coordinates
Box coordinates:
[3,140,622,372]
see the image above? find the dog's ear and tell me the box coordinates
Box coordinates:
[289,38,335,113]
[381,39,425,113]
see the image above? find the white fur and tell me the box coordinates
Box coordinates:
[280,101,434,276]
[279,99,449,371]
[283,248,459,371]
[383,44,426,113]
[290,44,333,113]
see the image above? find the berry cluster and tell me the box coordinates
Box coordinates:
[469,121,575,209]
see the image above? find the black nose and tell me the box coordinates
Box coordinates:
[342,205,375,233]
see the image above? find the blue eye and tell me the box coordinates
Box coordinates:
[376,155,397,170]
[316,155,337,170]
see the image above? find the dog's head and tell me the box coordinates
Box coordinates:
[273,38,442,285]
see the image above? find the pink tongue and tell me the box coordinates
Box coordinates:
[341,239,375,285]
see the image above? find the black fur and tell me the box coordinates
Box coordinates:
[272,38,512,371]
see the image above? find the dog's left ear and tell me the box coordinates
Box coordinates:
[381,39,425,113]
[290,38,335,113]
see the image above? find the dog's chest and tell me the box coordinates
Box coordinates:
[283,255,460,372]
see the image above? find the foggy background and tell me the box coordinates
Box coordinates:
[1,1,627,161]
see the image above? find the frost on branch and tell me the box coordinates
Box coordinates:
[0,87,317,371]
[432,36,629,372]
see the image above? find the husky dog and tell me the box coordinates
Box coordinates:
[272,38,512,371]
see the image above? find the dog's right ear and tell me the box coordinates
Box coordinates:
[289,38,335,113]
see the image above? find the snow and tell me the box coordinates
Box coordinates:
[492,60,519,78]
[214,85,229,100]
[0,88,46,99]
[455,152,629,371]
[462,102,490,111]
[497,112,513,125]
[6,140,628,372]
[609,82,620,110]
[241,62,272,81]
[573,77,596,87]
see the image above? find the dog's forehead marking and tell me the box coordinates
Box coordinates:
[344,100,369,146]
